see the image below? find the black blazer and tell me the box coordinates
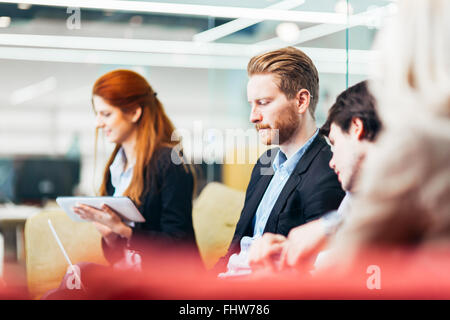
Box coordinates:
[102,146,197,265]
[216,134,345,270]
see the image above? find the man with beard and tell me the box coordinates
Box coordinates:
[247,81,382,272]
[216,47,345,277]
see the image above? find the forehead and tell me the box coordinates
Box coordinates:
[247,73,281,100]
[93,95,116,112]
[329,123,345,140]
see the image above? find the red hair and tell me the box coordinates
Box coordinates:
[92,69,185,206]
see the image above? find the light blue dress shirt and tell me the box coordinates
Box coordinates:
[108,147,141,272]
[252,129,319,237]
[219,129,319,278]
[109,147,135,227]
[110,148,134,197]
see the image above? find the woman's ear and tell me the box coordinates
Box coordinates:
[131,107,143,123]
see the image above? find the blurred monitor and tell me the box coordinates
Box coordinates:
[194,162,222,196]
[0,156,80,205]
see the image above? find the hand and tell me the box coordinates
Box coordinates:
[73,203,132,240]
[248,233,287,271]
[91,221,119,247]
[279,219,328,271]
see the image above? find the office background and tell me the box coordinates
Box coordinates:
[0,0,405,296]
[0,0,395,200]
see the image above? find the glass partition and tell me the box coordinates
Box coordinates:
[0,0,395,197]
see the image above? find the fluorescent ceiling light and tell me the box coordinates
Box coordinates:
[0,34,256,56]
[276,22,301,43]
[10,76,57,105]
[0,33,376,64]
[254,4,393,49]
[0,16,11,28]
[193,0,305,43]
[0,45,374,75]
[17,3,32,9]
[0,0,348,24]
[334,0,354,15]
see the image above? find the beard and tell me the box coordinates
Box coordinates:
[255,104,300,145]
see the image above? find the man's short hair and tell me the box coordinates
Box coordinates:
[320,81,382,141]
[247,46,320,119]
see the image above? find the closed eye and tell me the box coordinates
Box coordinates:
[257,99,270,106]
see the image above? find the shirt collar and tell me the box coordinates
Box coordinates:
[272,129,319,174]
[110,148,127,173]
[110,148,134,182]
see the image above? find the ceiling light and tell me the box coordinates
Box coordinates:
[335,0,354,15]
[103,10,114,16]
[0,16,11,28]
[276,23,301,43]
[193,0,305,43]
[10,77,57,105]
[17,3,31,9]
[129,15,143,27]
[0,0,347,24]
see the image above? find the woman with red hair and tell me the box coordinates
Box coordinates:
[72,69,198,268]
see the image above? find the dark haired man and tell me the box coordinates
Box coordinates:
[248,81,382,271]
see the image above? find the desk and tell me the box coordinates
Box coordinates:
[0,205,41,264]
[0,205,41,290]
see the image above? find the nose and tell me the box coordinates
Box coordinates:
[250,105,262,124]
[329,155,336,170]
[95,115,105,129]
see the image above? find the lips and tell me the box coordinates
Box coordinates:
[256,124,271,131]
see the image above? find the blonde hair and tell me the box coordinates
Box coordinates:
[247,46,319,119]
[369,0,450,127]
[324,0,450,269]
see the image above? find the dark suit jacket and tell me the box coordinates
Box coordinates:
[216,134,345,271]
[102,146,198,265]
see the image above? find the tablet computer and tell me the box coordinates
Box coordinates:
[56,196,146,223]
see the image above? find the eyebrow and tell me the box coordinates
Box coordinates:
[249,97,271,102]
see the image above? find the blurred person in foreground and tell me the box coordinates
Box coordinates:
[326,0,450,269]
[248,81,382,273]
[215,47,345,277]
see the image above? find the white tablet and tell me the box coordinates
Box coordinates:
[56,196,146,223]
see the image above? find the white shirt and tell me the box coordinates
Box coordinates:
[313,193,352,271]
[110,148,134,197]
[108,147,141,271]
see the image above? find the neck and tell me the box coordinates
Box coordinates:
[348,141,372,194]
[121,131,137,171]
[279,117,317,159]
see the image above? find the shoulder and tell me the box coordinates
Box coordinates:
[252,147,279,173]
[152,146,172,163]
[300,135,340,190]
[254,147,279,169]
[308,135,334,172]
[149,146,193,177]
[245,147,278,188]
[314,135,333,169]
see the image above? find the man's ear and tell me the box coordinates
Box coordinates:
[350,117,365,140]
[131,107,143,123]
[296,89,311,115]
